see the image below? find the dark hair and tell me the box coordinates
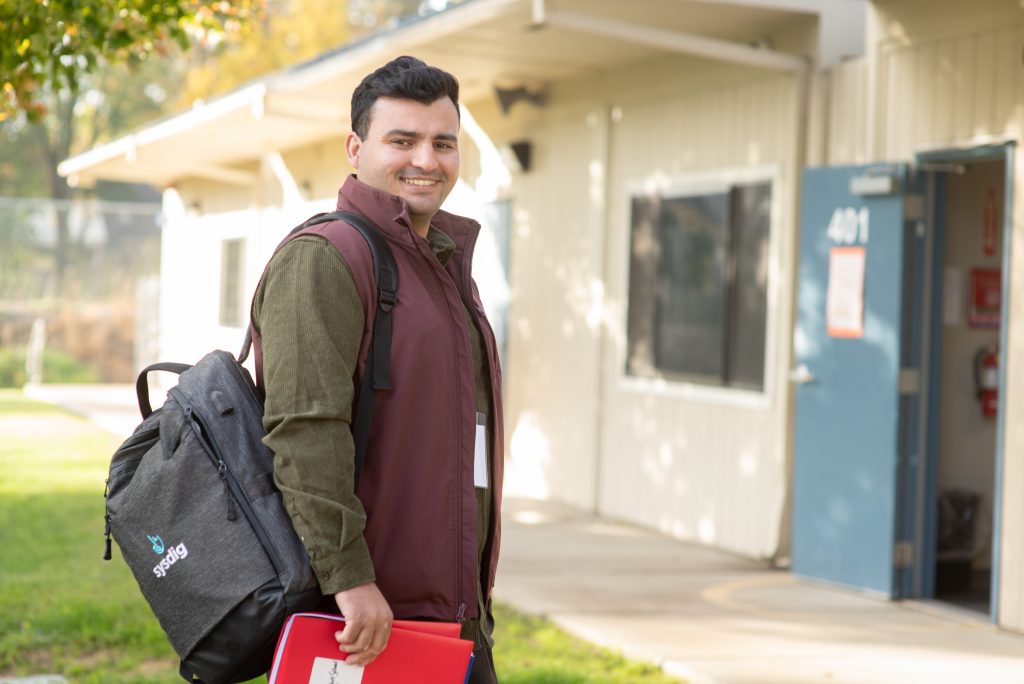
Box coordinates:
[350,56,460,139]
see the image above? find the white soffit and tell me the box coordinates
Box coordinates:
[59,0,824,187]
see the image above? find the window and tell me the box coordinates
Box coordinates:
[476,199,512,371]
[626,179,771,391]
[219,238,245,327]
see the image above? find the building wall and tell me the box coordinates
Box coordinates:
[866,0,1024,629]
[483,53,803,558]
[490,101,605,508]
[824,56,870,165]
[600,67,799,559]
[159,144,350,371]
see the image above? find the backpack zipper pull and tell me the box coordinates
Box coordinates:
[218,462,237,521]
[103,512,113,561]
[456,602,467,623]
[185,403,237,522]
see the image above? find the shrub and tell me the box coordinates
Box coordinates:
[0,347,99,387]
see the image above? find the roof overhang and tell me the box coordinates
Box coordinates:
[60,0,861,188]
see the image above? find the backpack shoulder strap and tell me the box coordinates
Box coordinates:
[241,210,397,485]
[329,211,398,391]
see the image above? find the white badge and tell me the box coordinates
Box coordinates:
[308,656,364,684]
[474,412,488,489]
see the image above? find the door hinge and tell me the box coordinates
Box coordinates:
[894,541,914,568]
[899,368,920,395]
[904,194,925,221]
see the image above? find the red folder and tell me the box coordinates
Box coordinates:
[268,612,474,684]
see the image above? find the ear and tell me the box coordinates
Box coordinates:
[345,132,362,169]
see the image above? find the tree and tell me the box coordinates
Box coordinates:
[0,0,260,288]
[177,0,470,105]
[0,0,261,123]
[177,0,351,105]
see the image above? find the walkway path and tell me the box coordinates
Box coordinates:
[497,497,1024,683]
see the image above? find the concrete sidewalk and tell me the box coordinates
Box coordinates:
[496,497,1024,683]
[26,384,1024,683]
[23,382,148,438]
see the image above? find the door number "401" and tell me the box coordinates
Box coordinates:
[826,207,870,245]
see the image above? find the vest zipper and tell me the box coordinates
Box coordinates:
[180,399,283,575]
[424,249,468,622]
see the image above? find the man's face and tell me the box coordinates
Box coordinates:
[345,96,460,235]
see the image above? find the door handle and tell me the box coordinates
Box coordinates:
[789,364,816,385]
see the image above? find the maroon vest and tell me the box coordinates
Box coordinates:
[254,176,503,622]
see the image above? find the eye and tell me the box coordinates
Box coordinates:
[389,138,413,147]
[435,141,456,150]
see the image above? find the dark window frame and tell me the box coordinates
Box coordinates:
[625,176,773,392]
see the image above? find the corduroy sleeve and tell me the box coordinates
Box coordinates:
[251,235,376,596]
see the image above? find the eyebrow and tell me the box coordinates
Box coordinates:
[384,129,459,143]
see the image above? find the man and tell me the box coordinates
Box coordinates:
[251,56,504,684]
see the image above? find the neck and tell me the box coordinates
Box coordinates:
[411,217,431,239]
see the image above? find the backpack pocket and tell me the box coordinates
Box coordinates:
[107,419,277,658]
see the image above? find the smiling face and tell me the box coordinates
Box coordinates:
[345,96,460,237]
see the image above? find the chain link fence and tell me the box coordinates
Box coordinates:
[0,196,161,385]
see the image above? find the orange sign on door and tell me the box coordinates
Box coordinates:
[826,247,867,338]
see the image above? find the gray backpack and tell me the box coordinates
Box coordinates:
[103,211,398,683]
[105,350,322,683]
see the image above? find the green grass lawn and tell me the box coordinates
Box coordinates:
[0,390,681,683]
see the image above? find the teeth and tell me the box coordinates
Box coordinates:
[403,178,436,186]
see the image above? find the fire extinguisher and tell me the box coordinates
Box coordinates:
[974,343,1000,418]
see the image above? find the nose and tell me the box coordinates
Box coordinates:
[410,142,439,173]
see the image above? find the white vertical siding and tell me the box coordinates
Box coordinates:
[494,56,802,558]
[501,104,604,508]
[878,24,1024,159]
[826,57,870,165]
[597,73,799,559]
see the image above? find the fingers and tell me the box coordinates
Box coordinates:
[339,618,391,663]
[336,616,391,666]
[333,582,394,667]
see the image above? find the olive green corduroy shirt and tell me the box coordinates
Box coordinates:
[252,227,494,648]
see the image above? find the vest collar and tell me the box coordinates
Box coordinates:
[336,174,481,254]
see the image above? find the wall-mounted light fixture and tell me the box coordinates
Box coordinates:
[500,140,533,173]
[494,84,547,115]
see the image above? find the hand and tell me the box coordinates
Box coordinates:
[333,582,393,666]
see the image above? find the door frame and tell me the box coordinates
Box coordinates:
[912,142,1015,621]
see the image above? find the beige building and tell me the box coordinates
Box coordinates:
[61,0,1024,631]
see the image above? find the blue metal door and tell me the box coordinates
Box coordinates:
[792,164,912,596]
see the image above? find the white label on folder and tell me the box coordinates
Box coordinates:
[309,656,364,684]
[474,413,488,489]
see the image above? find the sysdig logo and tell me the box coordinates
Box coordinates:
[152,541,189,578]
[148,535,165,554]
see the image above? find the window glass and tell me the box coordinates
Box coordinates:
[657,194,728,381]
[626,196,660,377]
[219,238,244,328]
[626,179,771,391]
[727,183,771,389]
[476,200,512,370]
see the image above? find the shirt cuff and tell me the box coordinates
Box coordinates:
[310,536,377,595]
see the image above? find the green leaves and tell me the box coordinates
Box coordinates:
[0,0,262,122]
